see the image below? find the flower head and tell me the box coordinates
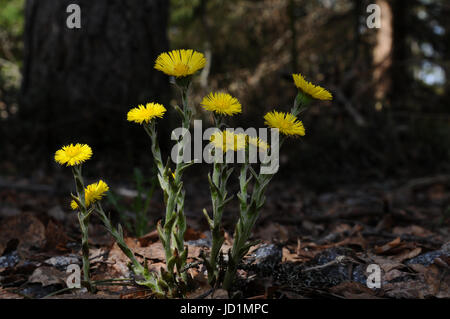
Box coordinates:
[127,103,166,124]
[55,144,92,167]
[201,92,242,116]
[247,136,270,151]
[292,73,332,101]
[210,131,247,152]
[71,180,109,210]
[154,49,206,78]
[264,111,305,137]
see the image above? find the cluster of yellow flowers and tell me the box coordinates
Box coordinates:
[54,145,109,209]
[127,49,332,143]
[70,180,109,210]
[52,48,333,296]
[54,49,332,210]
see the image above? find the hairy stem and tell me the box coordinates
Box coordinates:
[71,166,95,293]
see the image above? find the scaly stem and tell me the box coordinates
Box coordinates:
[205,114,233,286]
[207,160,226,285]
[223,138,292,292]
[142,83,192,291]
[71,166,95,293]
[173,84,191,282]
[223,157,252,291]
[78,211,93,292]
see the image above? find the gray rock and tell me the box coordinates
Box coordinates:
[186,238,212,247]
[0,251,20,268]
[406,247,450,266]
[44,255,80,270]
[249,244,282,268]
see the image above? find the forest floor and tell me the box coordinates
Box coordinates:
[0,173,449,299]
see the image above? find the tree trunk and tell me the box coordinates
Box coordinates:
[390,0,412,106]
[373,0,393,103]
[20,0,170,165]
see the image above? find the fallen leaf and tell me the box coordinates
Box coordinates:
[0,213,46,256]
[374,237,402,254]
[137,230,159,247]
[393,247,422,263]
[282,247,298,262]
[0,288,22,299]
[135,242,202,261]
[135,242,166,261]
[392,225,433,237]
[184,227,206,241]
[368,253,405,273]
[384,269,412,282]
[383,280,429,299]
[28,266,66,286]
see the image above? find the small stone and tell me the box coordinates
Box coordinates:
[0,251,20,269]
[45,255,80,270]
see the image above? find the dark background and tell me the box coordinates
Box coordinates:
[0,1,449,300]
[1,0,449,191]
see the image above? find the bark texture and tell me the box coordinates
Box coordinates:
[20,0,170,161]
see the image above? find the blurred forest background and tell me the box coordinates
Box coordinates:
[0,0,449,190]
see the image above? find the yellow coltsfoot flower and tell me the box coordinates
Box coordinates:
[127,103,167,124]
[210,131,247,152]
[154,49,206,78]
[264,111,305,137]
[201,92,242,116]
[55,144,93,167]
[292,73,332,101]
[71,180,109,210]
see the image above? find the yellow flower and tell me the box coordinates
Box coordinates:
[247,136,270,151]
[55,144,92,167]
[127,103,166,124]
[154,49,206,78]
[71,180,109,210]
[264,111,305,137]
[201,92,242,116]
[210,131,247,152]
[292,73,332,101]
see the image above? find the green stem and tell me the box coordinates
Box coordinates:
[78,211,94,292]
[173,85,191,282]
[71,166,95,293]
[207,160,225,285]
[94,203,165,295]
[223,144,281,292]
[95,204,143,273]
[206,114,233,286]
